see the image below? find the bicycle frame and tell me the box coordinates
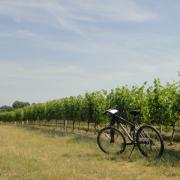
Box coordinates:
[110,114,138,144]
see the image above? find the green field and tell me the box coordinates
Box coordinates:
[0,125,179,180]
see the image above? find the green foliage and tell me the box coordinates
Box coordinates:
[0,105,13,112]
[12,101,30,109]
[0,80,179,127]
[85,91,107,125]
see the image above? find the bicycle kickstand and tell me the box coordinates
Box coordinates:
[128,145,136,159]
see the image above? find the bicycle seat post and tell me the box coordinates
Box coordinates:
[110,116,116,127]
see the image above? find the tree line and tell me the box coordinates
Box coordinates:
[0,79,179,139]
[0,101,30,112]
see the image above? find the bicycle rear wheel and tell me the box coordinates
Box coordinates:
[136,125,164,159]
[97,127,126,154]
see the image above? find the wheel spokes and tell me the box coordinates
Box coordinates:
[98,127,126,154]
[137,126,163,159]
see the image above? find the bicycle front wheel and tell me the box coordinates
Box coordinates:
[97,127,126,155]
[136,125,164,159]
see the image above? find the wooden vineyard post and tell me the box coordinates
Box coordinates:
[64,120,68,132]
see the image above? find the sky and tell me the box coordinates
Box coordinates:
[0,0,179,106]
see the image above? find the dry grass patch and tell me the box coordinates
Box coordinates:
[0,125,179,180]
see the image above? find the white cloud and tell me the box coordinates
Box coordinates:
[0,30,36,39]
[0,0,159,34]
[0,61,84,81]
[71,0,158,22]
[0,54,178,106]
[0,0,178,106]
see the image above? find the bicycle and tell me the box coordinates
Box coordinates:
[97,108,164,160]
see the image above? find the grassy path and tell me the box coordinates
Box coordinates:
[0,125,179,180]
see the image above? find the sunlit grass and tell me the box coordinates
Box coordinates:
[0,125,179,180]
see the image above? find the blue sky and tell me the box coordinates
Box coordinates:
[0,0,179,106]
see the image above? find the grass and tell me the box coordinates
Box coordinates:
[0,125,179,180]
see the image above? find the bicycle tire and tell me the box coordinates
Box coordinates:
[136,125,164,159]
[97,127,126,154]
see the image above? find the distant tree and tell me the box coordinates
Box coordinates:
[12,101,30,109]
[0,105,13,112]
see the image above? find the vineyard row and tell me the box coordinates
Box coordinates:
[0,79,179,130]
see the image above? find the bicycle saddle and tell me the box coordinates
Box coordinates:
[105,108,119,115]
[129,109,140,116]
